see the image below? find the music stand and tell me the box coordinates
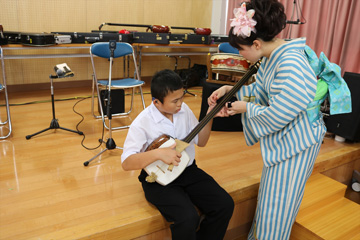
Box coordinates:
[26,65,83,139]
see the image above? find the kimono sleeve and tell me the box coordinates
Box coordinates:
[236,82,259,146]
[245,58,315,139]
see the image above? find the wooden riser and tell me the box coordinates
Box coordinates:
[291,174,360,240]
[133,197,257,240]
[2,86,360,240]
[291,222,324,240]
[298,173,347,211]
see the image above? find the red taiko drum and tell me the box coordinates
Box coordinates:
[210,53,249,73]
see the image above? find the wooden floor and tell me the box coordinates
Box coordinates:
[0,84,359,240]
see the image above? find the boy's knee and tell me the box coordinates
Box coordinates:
[174,209,200,231]
[219,194,235,218]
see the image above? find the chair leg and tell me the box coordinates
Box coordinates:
[128,88,135,113]
[139,86,146,109]
[101,88,133,131]
[0,89,12,139]
[98,86,146,131]
[0,49,12,139]
[96,87,129,131]
[91,74,96,117]
[91,75,103,119]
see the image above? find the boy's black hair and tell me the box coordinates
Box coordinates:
[229,0,287,49]
[151,69,183,103]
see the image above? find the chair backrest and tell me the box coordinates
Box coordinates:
[90,42,133,59]
[218,42,239,54]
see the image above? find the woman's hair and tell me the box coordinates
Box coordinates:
[151,69,183,103]
[229,0,287,49]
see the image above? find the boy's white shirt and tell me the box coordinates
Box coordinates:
[121,102,198,166]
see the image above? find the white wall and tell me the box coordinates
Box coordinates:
[211,0,228,35]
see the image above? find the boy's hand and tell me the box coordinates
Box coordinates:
[208,85,233,105]
[208,86,227,106]
[207,102,229,117]
[158,143,181,166]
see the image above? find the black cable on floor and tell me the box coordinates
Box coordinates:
[72,97,104,151]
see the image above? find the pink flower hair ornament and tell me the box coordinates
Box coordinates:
[230,2,257,38]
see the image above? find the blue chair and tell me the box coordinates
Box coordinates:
[218,42,239,54]
[90,42,145,130]
[0,47,12,139]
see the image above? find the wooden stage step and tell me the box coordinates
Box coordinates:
[1,87,359,240]
[290,173,360,240]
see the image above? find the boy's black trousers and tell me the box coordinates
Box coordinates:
[139,161,234,240]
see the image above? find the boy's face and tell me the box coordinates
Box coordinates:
[154,88,185,117]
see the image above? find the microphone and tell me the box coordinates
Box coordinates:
[286,20,305,24]
[109,40,117,58]
[56,68,64,77]
[54,63,74,78]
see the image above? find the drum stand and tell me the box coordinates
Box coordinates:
[26,74,83,140]
[84,41,122,166]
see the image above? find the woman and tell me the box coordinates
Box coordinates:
[208,0,327,239]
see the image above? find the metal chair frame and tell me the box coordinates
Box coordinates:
[0,47,12,139]
[90,42,145,130]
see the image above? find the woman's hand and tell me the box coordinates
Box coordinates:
[207,101,229,117]
[207,85,232,106]
[226,100,247,115]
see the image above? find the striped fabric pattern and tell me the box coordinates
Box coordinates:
[236,38,326,167]
[248,141,322,240]
[235,38,327,240]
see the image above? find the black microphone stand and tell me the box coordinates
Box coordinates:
[179,56,196,97]
[26,73,83,139]
[84,41,122,166]
[286,0,306,39]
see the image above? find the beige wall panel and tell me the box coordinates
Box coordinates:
[16,0,87,32]
[2,59,24,85]
[2,47,93,85]
[191,0,213,28]
[20,59,57,84]
[85,0,145,32]
[142,0,212,32]
[0,0,214,87]
[143,0,193,27]
[0,0,19,30]
[17,58,89,85]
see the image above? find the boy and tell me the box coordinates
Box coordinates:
[121,69,234,240]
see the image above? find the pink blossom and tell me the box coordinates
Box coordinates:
[230,3,257,38]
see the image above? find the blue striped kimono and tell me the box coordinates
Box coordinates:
[236,38,327,240]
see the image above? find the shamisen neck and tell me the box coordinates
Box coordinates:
[182,59,262,144]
